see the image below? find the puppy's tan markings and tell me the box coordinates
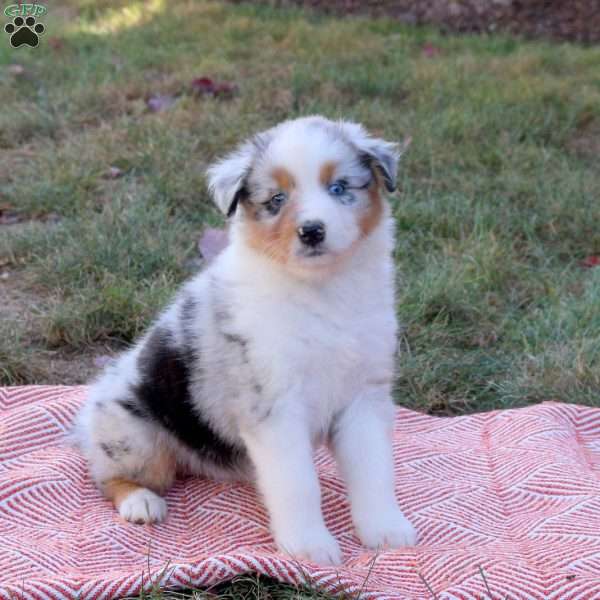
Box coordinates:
[271,166,295,193]
[102,444,175,511]
[139,444,176,492]
[319,161,337,186]
[103,478,145,510]
[359,178,384,239]
[245,166,298,264]
[246,199,298,264]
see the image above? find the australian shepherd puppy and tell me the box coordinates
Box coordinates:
[75,115,417,565]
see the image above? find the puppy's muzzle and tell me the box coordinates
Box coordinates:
[297,220,326,247]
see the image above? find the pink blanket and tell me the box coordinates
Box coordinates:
[1,386,599,599]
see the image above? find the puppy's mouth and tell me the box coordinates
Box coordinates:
[293,244,338,270]
[298,246,327,258]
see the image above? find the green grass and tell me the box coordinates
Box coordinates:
[1,1,600,596]
[134,573,345,600]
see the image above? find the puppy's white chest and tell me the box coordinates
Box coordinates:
[248,295,381,423]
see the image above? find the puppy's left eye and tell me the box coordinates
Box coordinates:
[328,181,347,196]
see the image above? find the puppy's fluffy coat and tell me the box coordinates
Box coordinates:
[75,116,417,565]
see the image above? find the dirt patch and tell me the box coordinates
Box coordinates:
[568,123,600,161]
[36,353,101,385]
[265,0,600,44]
[0,272,108,385]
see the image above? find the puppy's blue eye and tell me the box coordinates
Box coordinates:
[265,192,286,214]
[328,181,346,196]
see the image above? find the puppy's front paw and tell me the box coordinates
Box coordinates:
[276,527,342,565]
[119,488,167,524]
[355,508,417,549]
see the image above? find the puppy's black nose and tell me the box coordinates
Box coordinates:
[297,221,326,247]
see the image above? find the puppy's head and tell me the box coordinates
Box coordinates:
[207,116,406,276]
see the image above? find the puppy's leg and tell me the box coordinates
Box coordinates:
[78,391,175,524]
[100,439,175,523]
[241,416,342,565]
[102,478,168,524]
[330,389,417,549]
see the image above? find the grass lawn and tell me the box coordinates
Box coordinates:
[1,1,600,597]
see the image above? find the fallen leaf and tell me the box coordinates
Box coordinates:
[146,94,177,113]
[0,210,22,225]
[581,255,600,268]
[198,227,229,262]
[422,43,442,58]
[7,64,25,75]
[104,166,124,179]
[47,37,64,50]
[191,77,238,99]
[191,77,215,95]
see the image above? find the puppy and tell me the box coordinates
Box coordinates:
[75,115,417,565]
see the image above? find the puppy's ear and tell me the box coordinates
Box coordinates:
[337,121,409,192]
[206,141,255,217]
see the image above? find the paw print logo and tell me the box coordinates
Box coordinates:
[4,16,45,48]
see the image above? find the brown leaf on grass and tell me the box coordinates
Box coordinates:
[146,94,177,113]
[0,214,21,225]
[103,166,124,179]
[581,255,600,268]
[422,43,442,58]
[191,77,238,99]
[191,77,215,95]
[198,227,229,262]
[0,204,22,226]
[7,64,25,76]
[47,37,65,51]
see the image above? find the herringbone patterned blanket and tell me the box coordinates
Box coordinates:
[1,386,599,599]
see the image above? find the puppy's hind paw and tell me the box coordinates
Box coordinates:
[119,488,167,524]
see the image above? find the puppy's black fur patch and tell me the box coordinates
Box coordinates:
[117,398,147,419]
[227,185,250,217]
[132,327,244,467]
